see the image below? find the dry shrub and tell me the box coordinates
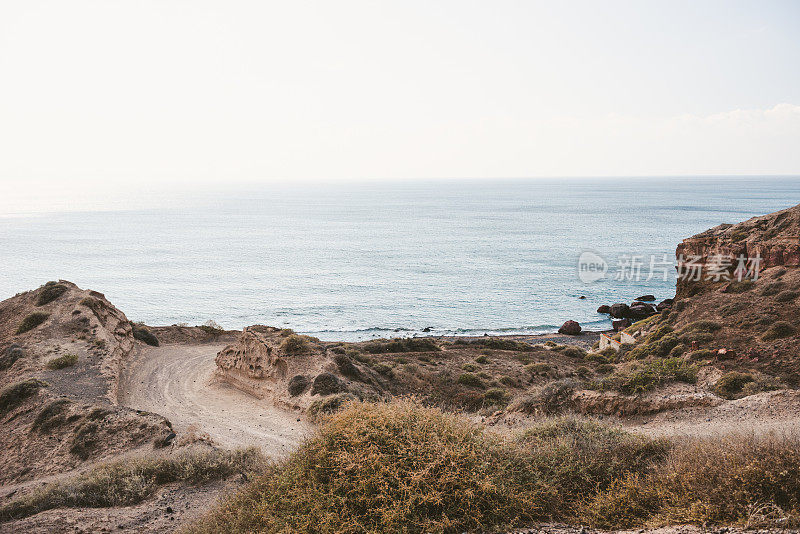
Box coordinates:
[0,447,265,521]
[762,321,796,341]
[131,323,159,346]
[46,353,78,370]
[280,334,312,354]
[36,282,68,306]
[584,433,800,528]
[184,402,799,533]
[16,312,49,334]
[591,358,697,395]
[517,418,668,506]
[0,379,46,417]
[186,400,547,534]
[362,338,440,354]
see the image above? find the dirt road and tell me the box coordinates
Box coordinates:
[118,343,311,456]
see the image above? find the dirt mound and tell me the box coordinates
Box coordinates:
[0,281,173,485]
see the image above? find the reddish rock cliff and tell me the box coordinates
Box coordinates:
[676,203,800,298]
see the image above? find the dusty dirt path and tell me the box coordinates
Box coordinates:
[620,389,800,439]
[118,343,312,456]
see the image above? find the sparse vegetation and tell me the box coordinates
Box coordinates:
[16,312,50,334]
[36,282,68,306]
[32,399,72,432]
[560,346,586,358]
[457,372,485,389]
[761,281,785,296]
[762,321,796,341]
[280,334,312,354]
[452,337,535,352]
[474,354,489,364]
[713,372,755,399]
[362,338,440,354]
[525,362,551,376]
[187,402,800,533]
[0,447,265,521]
[592,358,697,395]
[46,353,78,370]
[0,379,46,417]
[0,344,24,371]
[775,290,798,302]
[585,433,800,528]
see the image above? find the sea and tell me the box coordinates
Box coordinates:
[1,177,799,341]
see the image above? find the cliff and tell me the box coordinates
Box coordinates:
[676,203,800,298]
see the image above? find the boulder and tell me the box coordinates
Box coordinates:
[558,320,582,335]
[635,294,656,301]
[612,319,632,332]
[609,303,629,319]
[656,298,674,311]
[596,305,611,314]
[627,303,657,320]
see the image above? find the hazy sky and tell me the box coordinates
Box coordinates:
[1,0,799,211]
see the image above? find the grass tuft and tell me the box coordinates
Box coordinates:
[16,312,49,335]
[46,353,78,370]
[0,447,265,521]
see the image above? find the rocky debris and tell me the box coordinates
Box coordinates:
[656,298,674,311]
[558,321,581,335]
[636,294,656,301]
[609,303,629,319]
[612,319,631,332]
[596,305,611,314]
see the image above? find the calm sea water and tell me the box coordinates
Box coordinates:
[1,177,798,340]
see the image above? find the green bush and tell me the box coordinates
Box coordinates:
[16,312,49,334]
[592,358,697,395]
[681,320,722,333]
[713,372,755,399]
[483,387,508,406]
[46,353,78,370]
[561,346,587,359]
[475,355,489,364]
[525,362,551,376]
[131,323,158,347]
[461,363,478,372]
[36,282,68,306]
[457,373,485,389]
[0,379,46,416]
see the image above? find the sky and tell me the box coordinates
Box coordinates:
[1,0,799,212]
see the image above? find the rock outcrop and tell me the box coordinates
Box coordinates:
[558,320,581,335]
[676,203,800,298]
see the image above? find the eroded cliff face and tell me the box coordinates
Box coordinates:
[214,326,328,406]
[676,203,800,298]
[0,281,172,484]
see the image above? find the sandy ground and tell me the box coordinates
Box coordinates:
[118,343,312,456]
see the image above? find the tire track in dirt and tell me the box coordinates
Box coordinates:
[118,343,311,456]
